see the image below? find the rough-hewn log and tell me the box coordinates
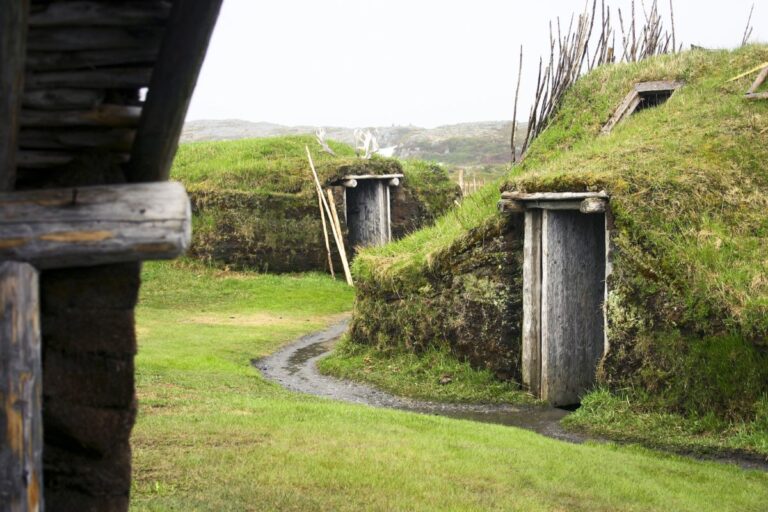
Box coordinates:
[0,0,29,191]
[29,1,171,27]
[19,128,135,152]
[26,48,159,72]
[501,191,608,201]
[127,0,223,183]
[340,174,404,181]
[17,150,74,168]
[341,179,358,188]
[25,68,153,90]
[0,262,43,511]
[0,181,191,269]
[498,198,525,213]
[23,88,104,110]
[579,197,608,214]
[387,177,400,187]
[27,27,164,52]
[21,105,142,128]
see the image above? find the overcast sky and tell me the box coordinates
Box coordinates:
[186,0,767,128]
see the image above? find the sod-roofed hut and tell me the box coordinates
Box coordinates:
[350,46,768,416]
[1,1,221,509]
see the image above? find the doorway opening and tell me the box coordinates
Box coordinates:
[337,174,403,253]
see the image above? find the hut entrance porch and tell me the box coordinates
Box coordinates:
[339,174,403,252]
[501,192,610,407]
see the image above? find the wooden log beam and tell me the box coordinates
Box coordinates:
[341,179,358,188]
[0,262,43,511]
[19,128,135,152]
[26,48,159,72]
[579,197,608,214]
[0,182,191,269]
[127,0,223,183]
[0,0,30,191]
[387,177,400,187]
[21,105,142,128]
[22,89,104,110]
[27,27,164,52]
[25,68,153,90]
[501,190,609,201]
[29,1,172,27]
[498,198,525,213]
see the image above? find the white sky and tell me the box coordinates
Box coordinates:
[186,0,767,128]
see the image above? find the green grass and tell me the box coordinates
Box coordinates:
[318,335,537,404]
[131,260,768,511]
[564,389,768,459]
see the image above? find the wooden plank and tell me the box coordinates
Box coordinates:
[127,0,224,183]
[540,210,606,406]
[22,89,104,110]
[0,182,191,269]
[522,210,542,396]
[21,105,142,128]
[27,27,164,52]
[29,1,171,27]
[19,128,135,152]
[326,189,353,286]
[0,262,43,512]
[17,150,129,169]
[635,80,684,93]
[26,48,159,71]
[522,200,583,211]
[25,67,153,90]
[501,191,608,201]
[340,173,404,181]
[0,0,29,191]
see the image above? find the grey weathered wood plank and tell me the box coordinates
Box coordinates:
[21,105,142,128]
[0,0,29,191]
[540,210,605,406]
[0,182,191,269]
[340,173,404,181]
[22,88,104,111]
[522,210,542,396]
[127,0,223,183]
[29,1,171,27]
[501,191,608,201]
[0,262,43,512]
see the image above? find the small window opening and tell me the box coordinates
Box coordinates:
[601,80,683,134]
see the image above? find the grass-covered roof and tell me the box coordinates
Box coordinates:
[355,45,768,339]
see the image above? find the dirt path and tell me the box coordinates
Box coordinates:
[254,317,768,471]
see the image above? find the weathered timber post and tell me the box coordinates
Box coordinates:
[0,181,191,511]
[0,263,42,512]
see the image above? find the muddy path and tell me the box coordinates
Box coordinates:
[254,317,768,471]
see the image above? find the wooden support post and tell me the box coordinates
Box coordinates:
[127,0,223,183]
[522,210,542,396]
[0,262,43,512]
[327,189,353,287]
[318,192,334,279]
[0,0,30,191]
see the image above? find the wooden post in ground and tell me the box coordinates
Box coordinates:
[0,263,43,512]
[304,146,353,286]
[326,189,352,286]
[318,193,335,278]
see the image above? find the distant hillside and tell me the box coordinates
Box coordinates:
[181,120,524,167]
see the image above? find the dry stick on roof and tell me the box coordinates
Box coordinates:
[305,145,353,286]
[317,192,335,279]
[742,3,754,47]
[669,0,676,53]
[510,45,523,163]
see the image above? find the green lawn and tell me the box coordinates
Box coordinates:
[131,261,768,511]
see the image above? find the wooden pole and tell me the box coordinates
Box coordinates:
[0,262,43,512]
[0,0,30,191]
[305,146,353,286]
[318,192,335,278]
[326,189,353,285]
[458,168,464,196]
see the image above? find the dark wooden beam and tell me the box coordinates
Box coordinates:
[0,0,30,191]
[29,1,172,27]
[127,0,223,183]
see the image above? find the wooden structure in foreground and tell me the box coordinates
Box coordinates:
[335,174,403,251]
[1,1,222,510]
[500,191,610,406]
